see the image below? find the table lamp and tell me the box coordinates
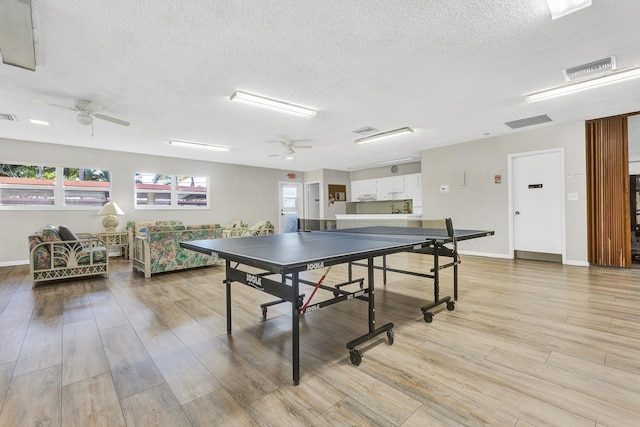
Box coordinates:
[97,202,124,232]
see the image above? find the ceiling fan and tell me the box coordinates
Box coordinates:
[273,139,312,158]
[32,99,130,127]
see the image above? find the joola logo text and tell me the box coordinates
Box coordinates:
[306,261,325,270]
[246,273,263,289]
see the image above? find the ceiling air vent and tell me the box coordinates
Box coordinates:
[563,57,616,81]
[0,113,17,121]
[505,114,552,129]
[352,126,379,136]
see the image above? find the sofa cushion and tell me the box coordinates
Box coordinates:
[186,224,220,230]
[156,220,183,226]
[58,225,79,241]
[28,234,51,270]
[148,224,186,232]
[39,225,61,242]
[134,221,155,236]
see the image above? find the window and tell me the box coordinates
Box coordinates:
[0,163,111,209]
[135,172,209,209]
[63,168,111,206]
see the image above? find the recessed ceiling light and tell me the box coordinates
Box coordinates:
[354,127,414,145]
[29,119,50,126]
[230,91,316,118]
[169,139,230,152]
[284,155,295,160]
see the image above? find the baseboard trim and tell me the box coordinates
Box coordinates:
[0,260,29,267]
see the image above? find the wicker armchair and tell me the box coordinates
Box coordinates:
[28,225,108,287]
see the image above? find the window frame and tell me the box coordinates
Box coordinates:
[134,172,210,210]
[0,162,112,210]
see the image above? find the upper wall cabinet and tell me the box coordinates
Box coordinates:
[351,173,421,204]
[351,178,377,201]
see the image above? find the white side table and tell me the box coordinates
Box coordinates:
[96,231,129,259]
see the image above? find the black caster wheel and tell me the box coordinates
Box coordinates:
[446,301,455,311]
[386,329,394,345]
[349,349,362,366]
[423,312,434,323]
[333,291,339,297]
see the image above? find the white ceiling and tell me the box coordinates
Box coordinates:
[1,0,639,172]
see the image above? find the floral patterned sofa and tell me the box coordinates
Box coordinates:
[222,219,275,238]
[127,221,222,278]
[28,225,108,287]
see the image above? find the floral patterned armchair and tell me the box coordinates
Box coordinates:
[28,225,108,287]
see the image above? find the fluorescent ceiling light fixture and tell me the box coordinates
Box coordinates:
[29,119,50,126]
[376,157,416,165]
[169,139,230,152]
[354,127,414,145]
[230,91,316,118]
[546,0,591,20]
[525,66,640,103]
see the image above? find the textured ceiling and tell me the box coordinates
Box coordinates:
[1,0,639,172]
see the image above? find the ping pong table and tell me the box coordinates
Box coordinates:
[181,220,493,385]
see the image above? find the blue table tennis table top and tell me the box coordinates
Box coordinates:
[181,226,494,271]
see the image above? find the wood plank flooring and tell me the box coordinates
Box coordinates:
[0,254,639,426]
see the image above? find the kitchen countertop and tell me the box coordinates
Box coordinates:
[335,214,421,219]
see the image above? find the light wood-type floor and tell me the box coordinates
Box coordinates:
[0,254,639,426]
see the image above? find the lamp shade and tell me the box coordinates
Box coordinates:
[97,202,124,232]
[97,202,124,216]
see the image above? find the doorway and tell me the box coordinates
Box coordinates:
[631,175,640,265]
[509,149,565,262]
[279,181,302,233]
[305,182,320,219]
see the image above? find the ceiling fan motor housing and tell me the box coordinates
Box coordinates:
[77,112,92,125]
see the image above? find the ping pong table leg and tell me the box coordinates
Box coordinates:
[225,260,232,335]
[382,255,387,285]
[454,257,458,301]
[292,272,301,386]
[434,245,440,303]
[345,257,394,365]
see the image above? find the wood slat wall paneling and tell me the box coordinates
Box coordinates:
[586,115,630,267]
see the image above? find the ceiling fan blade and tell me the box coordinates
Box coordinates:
[93,113,130,126]
[31,99,78,111]
[82,101,104,112]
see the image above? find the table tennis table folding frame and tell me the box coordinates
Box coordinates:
[181,219,493,385]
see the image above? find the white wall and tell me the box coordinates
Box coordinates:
[302,169,349,219]
[323,169,350,219]
[350,162,421,181]
[1,138,302,265]
[421,121,587,264]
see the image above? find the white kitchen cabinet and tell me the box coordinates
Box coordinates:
[352,179,377,201]
[404,173,422,207]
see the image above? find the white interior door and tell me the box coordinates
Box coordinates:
[279,182,302,233]
[511,149,564,256]
[306,182,320,219]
